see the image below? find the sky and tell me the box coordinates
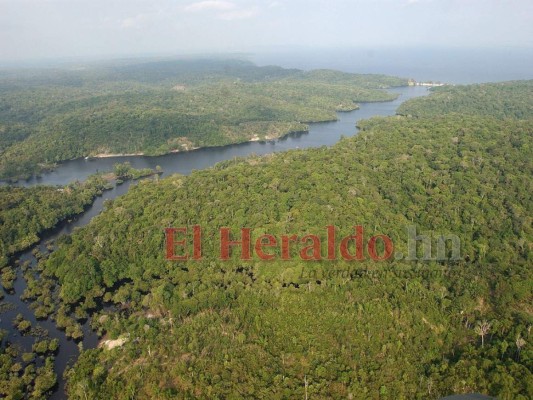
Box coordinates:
[0,0,532,62]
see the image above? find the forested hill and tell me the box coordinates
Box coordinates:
[0,59,407,181]
[397,80,533,119]
[0,163,157,271]
[28,81,532,399]
[0,175,111,270]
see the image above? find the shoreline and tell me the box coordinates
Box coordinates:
[0,84,429,399]
[90,152,144,158]
[81,101,390,160]
[1,85,414,183]
[85,129,312,160]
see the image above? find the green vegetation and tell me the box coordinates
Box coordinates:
[0,163,160,272]
[397,80,533,118]
[24,81,531,398]
[32,338,59,355]
[0,266,16,291]
[113,161,160,182]
[0,59,407,180]
[13,313,32,333]
[0,327,58,399]
[0,174,111,270]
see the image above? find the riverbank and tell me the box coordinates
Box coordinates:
[0,85,430,399]
[57,127,312,162]
[5,86,428,187]
[0,164,160,266]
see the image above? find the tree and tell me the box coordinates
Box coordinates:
[515,334,526,359]
[474,320,491,347]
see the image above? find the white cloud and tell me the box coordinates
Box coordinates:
[119,8,166,30]
[404,0,433,5]
[121,16,140,28]
[184,1,236,12]
[184,1,258,21]
[218,8,258,20]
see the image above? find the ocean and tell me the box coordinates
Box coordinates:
[250,46,533,84]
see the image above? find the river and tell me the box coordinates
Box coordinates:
[0,85,429,399]
[18,86,428,187]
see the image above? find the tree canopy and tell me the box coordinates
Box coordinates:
[30,80,533,399]
[0,59,407,181]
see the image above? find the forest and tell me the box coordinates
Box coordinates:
[0,175,111,270]
[397,80,533,119]
[8,80,527,399]
[0,59,407,181]
[0,176,110,399]
[0,162,157,270]
[0,163,159,398]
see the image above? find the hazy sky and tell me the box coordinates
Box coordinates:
[1,0,532,61]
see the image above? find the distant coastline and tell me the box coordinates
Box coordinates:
[408,79,448,87]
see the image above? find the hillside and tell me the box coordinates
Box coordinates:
[0,176,110,269]
[397,80,533,119]
[22,81,533,399]
[0,59,407,181]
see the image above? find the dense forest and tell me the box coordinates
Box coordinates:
[0,176,109,399]
[397,80,533,119]
[0,175,111,270]
[15,81,528,398]
[0,163,159,399]
[0,59,407,181]
[0,162,157,270]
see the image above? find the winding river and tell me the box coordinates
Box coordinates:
[0,85,428,399]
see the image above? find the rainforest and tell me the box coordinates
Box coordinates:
[54,79,531,400]
[0,59,406,181]
[165,225,394,261]
[2,0,532,397]
[0,59,531,400]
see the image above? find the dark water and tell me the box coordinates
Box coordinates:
[0,85,428,398]
[19,86,428,187]
[0,181,134,399]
